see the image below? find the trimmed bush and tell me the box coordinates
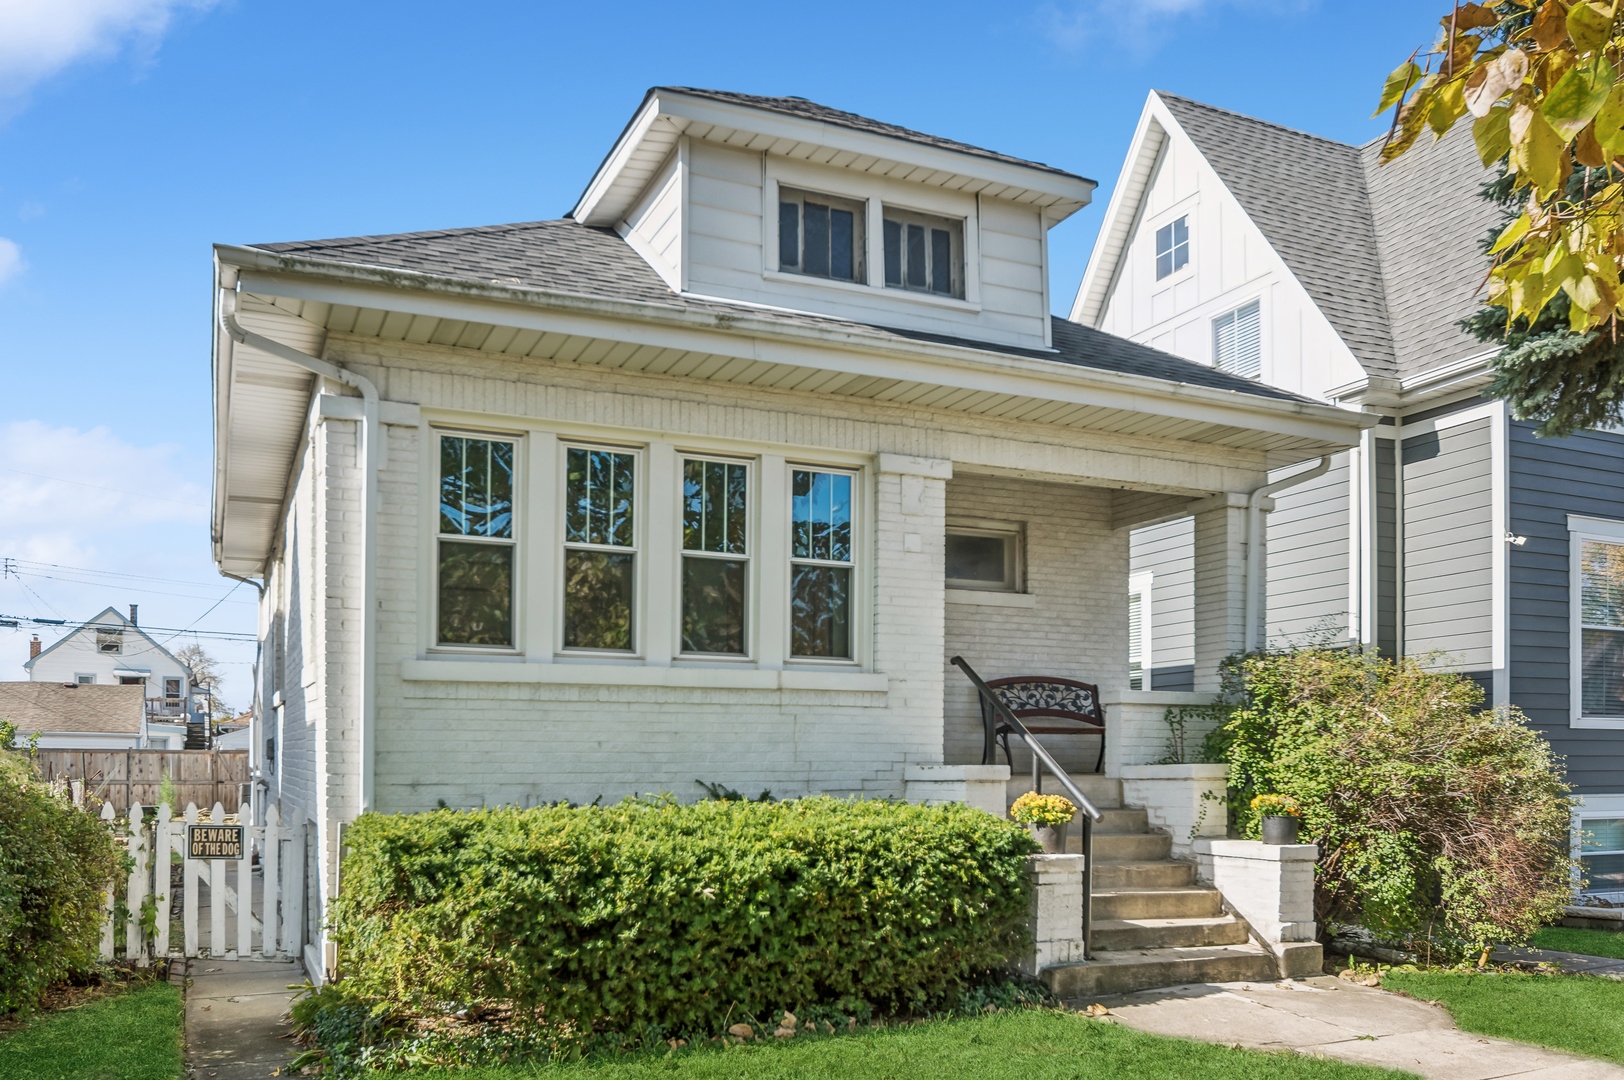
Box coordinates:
[329,796,1036,1037]
[0,739,121,1014]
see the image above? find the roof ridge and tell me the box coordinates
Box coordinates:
[1154,91,1359,153]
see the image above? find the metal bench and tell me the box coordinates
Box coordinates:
[975,674,1105,774]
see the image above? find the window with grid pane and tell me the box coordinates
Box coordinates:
[790,468,854,659]
[779,187,864,282]
[563,446,637,652]
[437,434,516,647]
[1581,538,1624,717]
[1581,817,1624,897]
[1212,300,1262,378]
[1155,216,1189,279]
[883,207,963,298]
[682,458,748,655]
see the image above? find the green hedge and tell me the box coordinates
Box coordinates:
[0,742,121,1014]
[329,796,1036,1036]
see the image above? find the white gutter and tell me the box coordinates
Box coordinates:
[1243,456,1333,653]
[218,287,379,816]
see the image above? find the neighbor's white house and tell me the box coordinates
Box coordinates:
[210,88,1371,977]
[23,606,199,748]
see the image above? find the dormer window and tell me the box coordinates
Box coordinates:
[778,187,865,282]
[883,208,963,298]
[1155,216,1189,279]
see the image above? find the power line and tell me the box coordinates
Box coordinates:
[158,580,245,644]
[0,614,256,643]
[8,559,237,590]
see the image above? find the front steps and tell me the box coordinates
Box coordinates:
[1011,775,1281,998]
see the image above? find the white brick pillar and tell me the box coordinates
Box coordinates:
[1195,839,1322,977]
[1023,853,1086,974]
[875,454,951,773]
[1192,494,1250,692]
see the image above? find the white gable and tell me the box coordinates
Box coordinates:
[1074,93,1366,403]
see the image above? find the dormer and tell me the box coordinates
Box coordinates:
[571,88,1096,351]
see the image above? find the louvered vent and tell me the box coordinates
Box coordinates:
[1212,300,1262,379]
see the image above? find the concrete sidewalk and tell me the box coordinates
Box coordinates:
[184,959,302,1079]
[1493,945,1624,978]
[1094,976,1624,1079]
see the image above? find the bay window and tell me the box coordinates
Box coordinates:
[437,434,516,647]
[682,457,749,655]
[790,468,854,660]
[563,445,637,652]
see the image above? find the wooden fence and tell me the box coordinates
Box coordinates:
[32,750,249,816]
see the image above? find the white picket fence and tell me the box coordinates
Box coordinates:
[99,800,307,963]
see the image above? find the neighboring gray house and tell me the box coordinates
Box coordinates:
[1076,90,1624,900]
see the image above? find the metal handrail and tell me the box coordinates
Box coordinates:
[951,655,1101,961]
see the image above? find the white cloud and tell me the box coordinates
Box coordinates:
[0,238,21,286]
[1041,0,1315,56]
[0,0,217,109]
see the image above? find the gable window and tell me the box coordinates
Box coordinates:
[682,457,749,656]
[163,677,182,700]
[563,445,638,652]
[779,187,864,283]
[1579,816,1624,900]
[97,628,123,654]
[883,208,963,298]
[945,525,1020,592]
[1155,216,1189,279]
[1212,300,1262,379]
[790,468,855,659]
[437,433,516,648]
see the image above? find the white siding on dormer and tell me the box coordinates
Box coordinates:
[619,151,684,291]
[1097,130,1364,403]
[649,139,1051,350]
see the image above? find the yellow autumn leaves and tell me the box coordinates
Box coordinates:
[1383,1,1624,333]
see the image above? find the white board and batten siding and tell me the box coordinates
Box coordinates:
[675,139,1052,350]
[1093,123,1364,402]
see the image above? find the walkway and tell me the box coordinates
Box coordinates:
[184,958,302,1079]
[1493,945,1624,978]
[1094,976,1624,1079]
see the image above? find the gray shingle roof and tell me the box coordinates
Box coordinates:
[0,682,143,734]
[252,219,1309,404]
[660,87,1091,183]
[1158,94,1399,377]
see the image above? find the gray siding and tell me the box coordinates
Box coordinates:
[1508,420,1624,795]
[1401,419,1494,676]
[1265,452,1351,648]
[1376,438,1398,657]
[1130,516,1195,691]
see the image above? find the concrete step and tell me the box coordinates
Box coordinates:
[1042,944,1278,999]
[1091,808,1149,834]
[1093,886,1223,921]
[1091,832,1171,863]
[1091,915,1251,951]
[1006,774,1121,810]
[1091,860,1196,890]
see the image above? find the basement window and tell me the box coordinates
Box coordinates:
[779,187,865,283]
[883,207,963,298]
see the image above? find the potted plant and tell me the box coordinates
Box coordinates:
[1010,792,1077,854]
[1251,794,1303,844]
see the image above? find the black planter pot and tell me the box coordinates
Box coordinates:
[1261,815,1301,845]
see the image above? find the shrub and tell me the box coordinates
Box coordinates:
[329,796,1036,1039]
[0,732,122,1014]
[1211,648,1572,958]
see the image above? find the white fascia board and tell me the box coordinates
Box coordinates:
[573,89,1096,228]
[1071,94,1165,326]
[222,249,1374,448]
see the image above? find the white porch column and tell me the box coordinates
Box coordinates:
[1192,493,1251,691]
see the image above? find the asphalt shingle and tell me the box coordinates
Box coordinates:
[0,682,143,735]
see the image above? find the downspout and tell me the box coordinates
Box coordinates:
[219,570,267,822]
[1243,456,1333,653]
[218,286,379,818]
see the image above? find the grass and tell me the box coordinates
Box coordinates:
[399,1009,1417,1080]
[1384,968,1624,1065]
[0,981,184,1080]
[1529,925,1624,960]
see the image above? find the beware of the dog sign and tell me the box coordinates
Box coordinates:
[188,825,244,860]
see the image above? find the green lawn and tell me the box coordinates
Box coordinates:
[0,981,184,1080]
[402,1009,1415,1080]
[1529,925,1624,960]
[1384,969,1624,1065]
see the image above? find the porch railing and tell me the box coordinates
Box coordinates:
[951,655,1103,961]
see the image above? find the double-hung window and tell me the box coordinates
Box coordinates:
[779,187,865,282]
[1578,528,1624,719]
[563,445,637,652]
[1155,216,1189,279]
[437,434,516,648]
[682,458,749,655]
[883,207,963,297]
[1579,816,1624,900]
[790,468,855,660]
[1213,300,1262,379]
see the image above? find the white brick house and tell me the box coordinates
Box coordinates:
[209,88,1370,977]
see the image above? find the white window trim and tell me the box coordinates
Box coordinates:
[557,440,644,659]
[785,461,864,668]
[1129,570,1154,690]
[675,453,757,663]
[1571,793,1624,899]
[1569,514,1624,727]
[427,427,525,656]
[1152,212,1192,284]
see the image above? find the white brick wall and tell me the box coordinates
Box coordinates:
[1194,839,1318,943]
[1023,854,1086,973]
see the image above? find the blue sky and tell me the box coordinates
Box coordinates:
[0,0,1444,700]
